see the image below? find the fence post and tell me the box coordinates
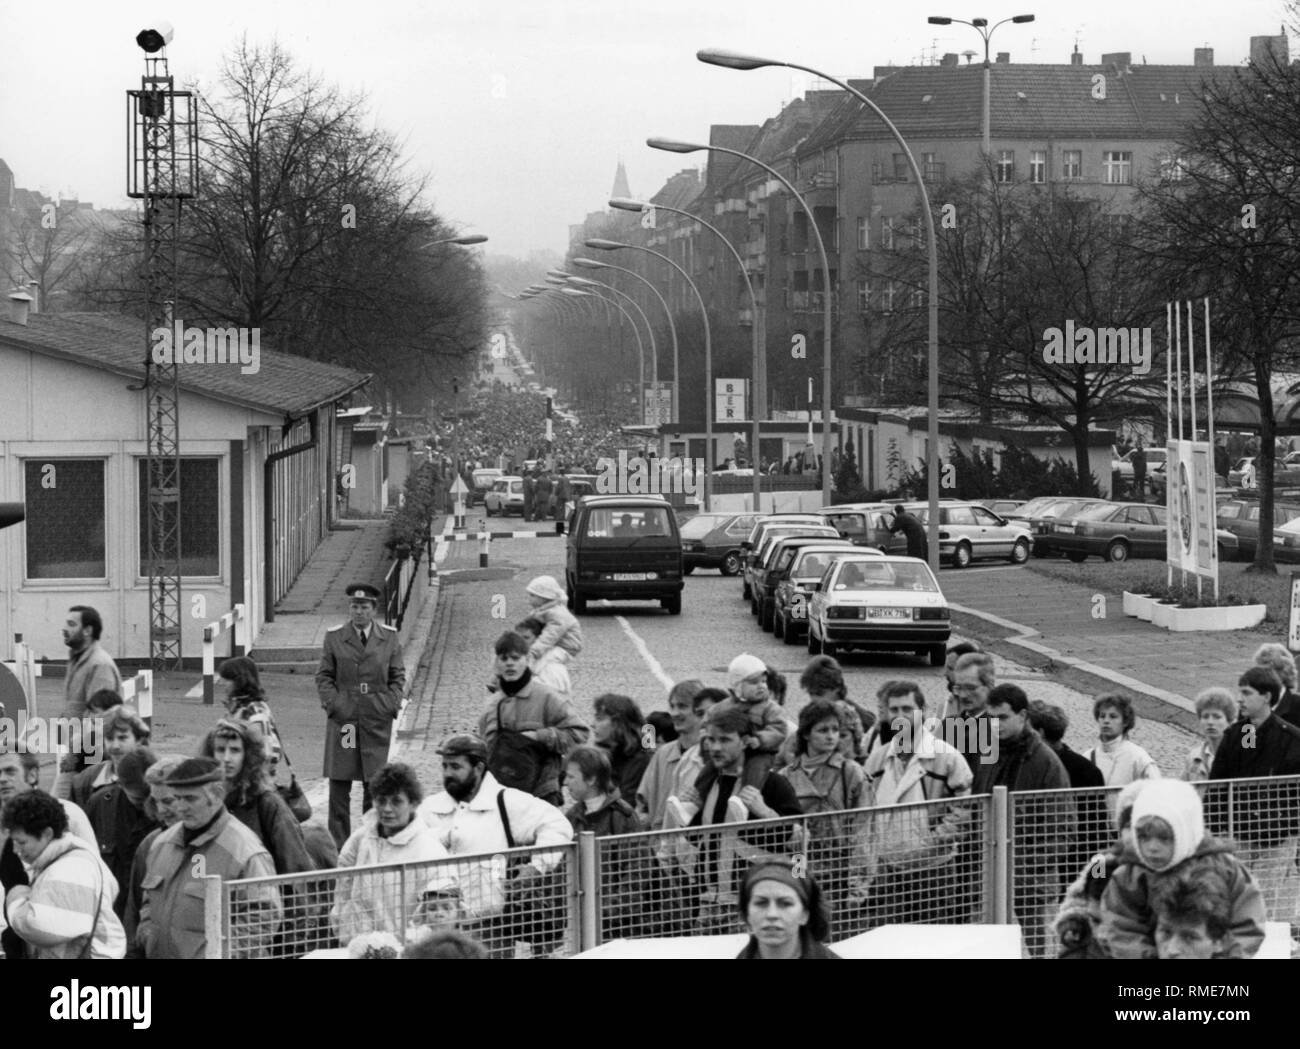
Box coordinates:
[203,874,226,959]
[578,832,598,952]
[992,786,1010,925]
[202,625,216,706]
[479,531,489,568]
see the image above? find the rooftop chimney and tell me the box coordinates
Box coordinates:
[1194,47,1214,67]
[1250,33,1289,67]
[1070,49,1083,66]
[8,291,33,326]
[1102,51,1132,71]
[995,52,1010,64]
[940,52,959,67]
[26,280,39,315]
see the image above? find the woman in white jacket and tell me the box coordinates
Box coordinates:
[330,764,459,947]
[2,790,125,959]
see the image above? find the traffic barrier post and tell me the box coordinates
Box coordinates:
[202,604,248,706]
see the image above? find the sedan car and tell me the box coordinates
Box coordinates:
[679,511,761,575]
[900,501,1034,568]
[979,499,1026,517]
[814,503,908,554]
[1271,518,1300,563]
[744,525,841,602]
[1049,502,1237,562]
[805,556,951,665]
[1217,499,1300,560]
[484,476,525,516]
[740,515,833,598]
[752,535,857,630]
[773,545,877,644]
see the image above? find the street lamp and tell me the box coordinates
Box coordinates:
[649,132,834,510]
[927,14,1034,155]
[420,233,489,249]
[556,286,647,410]
[550,269,658,387]
[572,257,679,426]
[610,196,764,513]
[585,235,715,511]
[696,47,943,575]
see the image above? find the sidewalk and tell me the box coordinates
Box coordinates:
[943,566,1261,729]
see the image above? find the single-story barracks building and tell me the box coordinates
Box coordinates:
[0,305,369,665]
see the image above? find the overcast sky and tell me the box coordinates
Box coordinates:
[2,0,1292,257]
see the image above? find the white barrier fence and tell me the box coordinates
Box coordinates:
[3,637,153,723]
[201,604,249,706]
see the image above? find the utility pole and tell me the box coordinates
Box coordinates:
[127,24,198,671]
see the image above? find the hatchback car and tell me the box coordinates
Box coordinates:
[772,544,878,643]
[679,512,761,575]
[1217,499,1300,560]
[752,535,857,630]
[564,496,684,614]
[899,501,1034,568]
[740,515,832,598]
[1049,502,1237,563]
[484,476,524,516]
[805,556,951,665]
[744,524,841,601]
[814,503,908,554]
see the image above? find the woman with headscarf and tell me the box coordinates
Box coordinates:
[734,861,839,959]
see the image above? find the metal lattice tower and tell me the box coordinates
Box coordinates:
[127,43,198,672]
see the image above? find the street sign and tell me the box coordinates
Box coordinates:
[449,476,469,496]
[643,382,673,427]
[715,378,748,422]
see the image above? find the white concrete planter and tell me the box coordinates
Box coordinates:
[1151,600,1178,628]
[1165,603,1268,632]
[1134,595,1158,622]
[1122,591,1153,618]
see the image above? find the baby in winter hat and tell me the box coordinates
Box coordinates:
[523,575,583,664]
[1096,779,1266,959]
[718,653,789,776]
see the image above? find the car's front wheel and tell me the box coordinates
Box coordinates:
[662,593,682,615]
[772,611,785,640]
[721,551,742,576]
[1009,539,1030,564]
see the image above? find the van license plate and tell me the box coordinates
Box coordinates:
[612,573,648,581]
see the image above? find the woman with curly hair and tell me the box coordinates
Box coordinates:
[200,719,312,875]
[591,693,649,802]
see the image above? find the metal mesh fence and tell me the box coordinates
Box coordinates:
[1011,774,1300,959]
[218,842,580,959]
[594,794,993,944]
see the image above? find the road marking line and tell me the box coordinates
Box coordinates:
[608,606,674,691]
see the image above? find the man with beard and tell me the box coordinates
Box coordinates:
[419,735,573,956]
[480,631,589,805]
[52,606,122,800]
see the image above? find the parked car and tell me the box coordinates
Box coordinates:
[899,500,1034,568]
[1271,517,1300,563]
[771,544,874,643]
[752,535,857,631]
[805,555,951,665]
[1002,496,1113,556]
[470,467,504,506]
[563,495,684,614]
[484,476,524,516]
[744,524,841,602]
[739,515,831,599]
[813,503,908,554]
[1229,457,1257,488]
[679,511,762,575]
[978,499,1026,517]
[1217,499,1300,560]
[1048,502,1237,563]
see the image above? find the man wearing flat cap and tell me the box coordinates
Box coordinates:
[135,758,281,959]
[317,582,407,847]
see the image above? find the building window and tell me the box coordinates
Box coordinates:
[881,217,895,250]
[857,280,871,311]
[1104,151,1132,185]
[996,150,1015,183]
[1160,153,1186,182]
[882,281,896,312]
[24,459,106,580]
[909,284,924,309]
[1029,150,1046,184]
[137,458,221,577]
[892,153,909,180]
[856,216,869,250]
[1062,149,1082,180]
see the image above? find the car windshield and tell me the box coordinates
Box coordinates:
[1016,497,1061,517]
[833,561,939,592]
[679,515,728,539]
[794,552,839,578]
[584,507,673,538]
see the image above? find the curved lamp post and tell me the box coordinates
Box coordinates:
[927,14,1034,155]
[697,47,942,575]
[420,233,488,249]
[572,256,679,423]
[550,269,657,388]
[649,133,833,509]
[585,236,714,511]
[558,286,646,411]
[610,195,764,512]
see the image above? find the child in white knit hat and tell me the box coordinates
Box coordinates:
[524,575,583,664]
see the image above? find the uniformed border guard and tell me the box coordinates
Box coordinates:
[316,583,406,847]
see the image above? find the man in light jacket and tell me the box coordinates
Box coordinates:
[863,680,972,926]
[420,734,573,956]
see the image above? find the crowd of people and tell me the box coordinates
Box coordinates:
[5,604,1300,961]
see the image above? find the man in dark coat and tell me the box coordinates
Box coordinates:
[534,471,554,522]
[316,583,406,847]
[976,684,1073,957]
[1130,438,1147,498]
[553,474,571,523]
[521,472,536,520]
[1028,700,1106,878]
[889,505,928,561]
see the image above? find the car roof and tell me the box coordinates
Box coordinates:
[579,495,673,507]
[818,503,892,512]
